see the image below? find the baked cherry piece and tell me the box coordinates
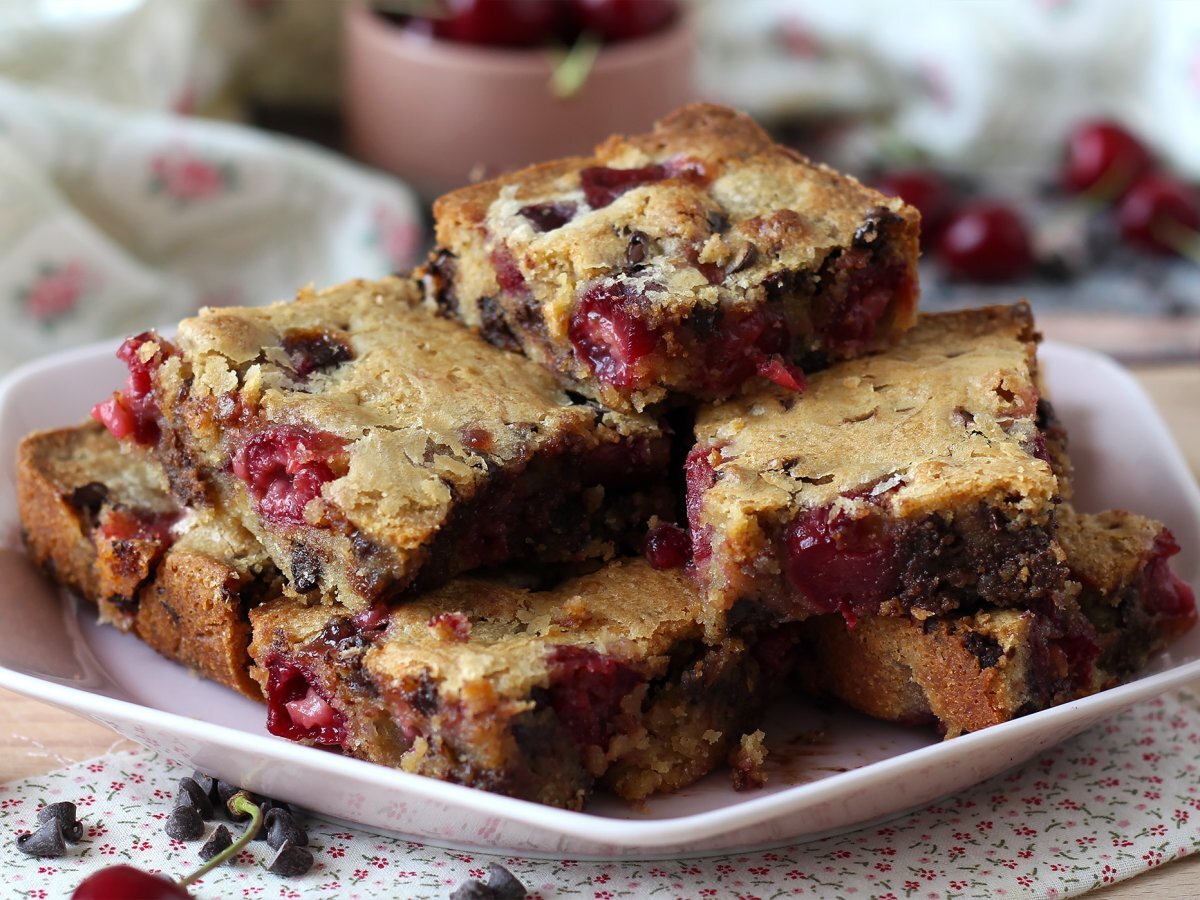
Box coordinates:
[874,169,956,245]
[72,866,190,900]
[573,0,678,42]
[1062,120,1153,197]
[1116,172,1200,256]
[231,426,346,525]
[569,282,660,388]
[643,522,689,569]
[937,203,1033,282]
[546,645,640,748]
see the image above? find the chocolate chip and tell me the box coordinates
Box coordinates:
[266,839,314,876]
[424,249,459,315]
[852,206,899,249]
[67,482,108,519]
[17,819,66,857]
[519,202,576,232]
[36,801,82,843]
[191,770,218,802]
[165,805,205,841]
[282,329,354,378]
[477,295,521,353]
[726,243,758,276]
[625,230,651,269]
[962,631,1003,669]
[289,543,322,594]
[177,777,214,820]
[265,808,308,850]
[199,824,233,861]
[486,862,528,899]
[252,799,286,841]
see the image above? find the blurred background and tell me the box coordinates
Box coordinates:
[1,0,1199,373]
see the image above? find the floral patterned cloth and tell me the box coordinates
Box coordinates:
[697,0,1200,179]
[0,80,421,375]
[4,689,1200,899]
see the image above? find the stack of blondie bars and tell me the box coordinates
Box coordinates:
[15,104,1196,810]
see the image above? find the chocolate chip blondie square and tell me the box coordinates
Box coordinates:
[249,559,781,809]
[17,423,272,698]
[425,103,920,410]
[793,507,1196,736]
[91,276,670,611]
[687,303,1070,635]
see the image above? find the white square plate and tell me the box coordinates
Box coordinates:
[0,340,1197,859]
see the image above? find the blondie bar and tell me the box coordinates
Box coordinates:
[249,559,780,809]
[91,276,670,610]
[16,423,271,698]
[793,508,1196,736]
[425,103,920,410]
[687,303,1069,634]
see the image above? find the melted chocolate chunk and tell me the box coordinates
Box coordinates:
[852,206,900,249]
[519,202,576,232]
[289,543,323,594]
[625,230,651,269]
[477,295,521,352]
[67,481,109,520]
[962,631,1004,669]
[424,250,459,315]
[282,329,353,378]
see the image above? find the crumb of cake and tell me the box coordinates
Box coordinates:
[729,730,769,791]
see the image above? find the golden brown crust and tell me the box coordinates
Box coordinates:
[134,547,262,699]
[794,507,1193,737]
[429,103,920,410]
[16,424,265,699]
[689,304,1066,632]
[151,275,665,609]
[248,559,770,808]
[695,303,1052,522]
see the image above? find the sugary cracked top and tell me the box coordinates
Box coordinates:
[434,103,919,335]
[160,277,662,553]
[254,559,702,702]
[692,303,1060,525]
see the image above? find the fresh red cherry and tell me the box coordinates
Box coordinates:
[430,0,561,47]
[572,0,678,42]
[936,202,1033,282]
[1062,120,1153,197]
[874,169,957,246]
[72,865,189,900]
[1116,172,1200,256]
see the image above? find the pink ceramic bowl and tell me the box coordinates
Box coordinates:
[343,2,697,198]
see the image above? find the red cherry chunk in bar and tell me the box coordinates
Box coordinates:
[264,656,347,746]
[783,506,899,625]
[546,645,641,748]
[231,426,346,525]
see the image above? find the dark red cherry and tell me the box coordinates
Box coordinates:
[1116,172,1200,256]
[1062,120,1153,197]
[72,865,189,900]
[429,0,561,47]
[572,0,678,42]
[643,522,689,569]
[874,169,956,245]
[936,203,1033,282]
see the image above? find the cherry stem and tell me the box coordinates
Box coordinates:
[550,32,601,99]
[177,794,261,889]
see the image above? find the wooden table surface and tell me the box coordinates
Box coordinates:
[2,362,1197,897]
